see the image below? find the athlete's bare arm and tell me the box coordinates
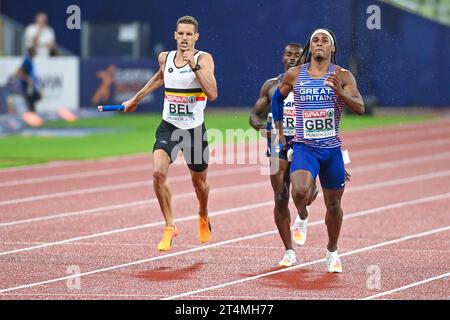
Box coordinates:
[325,66,365,115]
[184,51,218,101]
[123,52,167,112]
[278,67,299,97]
[275,67,300,145]
[249,79,277,132]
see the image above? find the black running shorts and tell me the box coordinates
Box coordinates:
[153,120,209,173]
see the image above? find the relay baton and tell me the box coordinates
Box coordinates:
[97,105,125,112]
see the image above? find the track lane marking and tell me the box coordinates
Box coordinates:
[1,193,449,293]
[361,272,450,300]
[164,226,450,300]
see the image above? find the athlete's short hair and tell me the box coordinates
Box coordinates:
[176,16,199,33]
[286,43,303,50]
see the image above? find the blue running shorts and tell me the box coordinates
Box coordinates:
[290,143,345,190]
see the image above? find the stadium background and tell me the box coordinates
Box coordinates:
[1,0,449,113]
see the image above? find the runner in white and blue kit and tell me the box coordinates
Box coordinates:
[272,29,365,273]
[123,16,218,253]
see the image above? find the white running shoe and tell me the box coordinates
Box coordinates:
[278,249,296,267]
[293,212,308,246]
[326,250,343,273]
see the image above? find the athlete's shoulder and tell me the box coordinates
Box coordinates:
[196,49,210,55]
[287,66,301,75]
[196,51,214,65]
[264,77,279,86]
[259,77,278,94]
[335,65,352,76]
[283,66,301,83]
[335,65,356,83]
[197,50,213,58]
[276,73,285,82]
[158,51,170,65]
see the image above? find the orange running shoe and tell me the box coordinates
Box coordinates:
[157,226,178,251]
[198,217,211,243]
[22,112,44,128]
[57,107,78,123]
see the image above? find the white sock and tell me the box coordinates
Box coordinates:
[327,249,338,257]
[296,215,308,223]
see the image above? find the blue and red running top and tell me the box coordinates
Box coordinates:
[293,63,346,149]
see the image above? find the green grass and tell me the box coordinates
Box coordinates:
[0,112,437,168]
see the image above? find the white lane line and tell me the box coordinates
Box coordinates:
[0,200,273,256]
[0,229,279,294]
[1,121,448,207]
[351,151,450,173]
[347,170,450,193]
[0,166,259,207]
[3,241,449,254]
[1,241,286,250]
[345,123,450,146]
[0,138,258,182]
[0,153,151,173]
[0,136,269,175]
[351,137,450,157]
[2,121,449,185]
[4,143,449,189]
[0,292,343,299]
[0,164,152,188]
[0,167,261,227]
[0,293,346,299]
[0,199,152,227]
[1,117,447,175]
[2,167,450,256]
[164,226,450,300]
[0,193,449,293]
[3,149,450,227]
[361,272,450,300]
[0,144,250,187]
[0,180,152,206]
[0,139,257,183]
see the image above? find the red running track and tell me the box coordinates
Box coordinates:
[0,118,449,300]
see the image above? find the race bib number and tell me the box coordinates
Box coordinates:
[282,106,296,137]
[303,109,336,139]
[166,94,197,122]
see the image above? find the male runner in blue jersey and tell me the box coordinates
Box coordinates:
[273,29,365,273]
[250,43,318,267]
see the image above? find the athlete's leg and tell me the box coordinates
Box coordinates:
[153,150,173,227]
[307,180,319,207]
[154,148,179,252]
[318,147,346,272]
[319,147,346,252]
[292,172,318,247]
[322,187,344,252]
[289,143,320,246]
[186,122,210,218]
[291,170,315,216]
[270,158,292,250]
[191,168,211,243]
[190,168,210,219]
[290,144,320,217]
[187,123,211,243]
